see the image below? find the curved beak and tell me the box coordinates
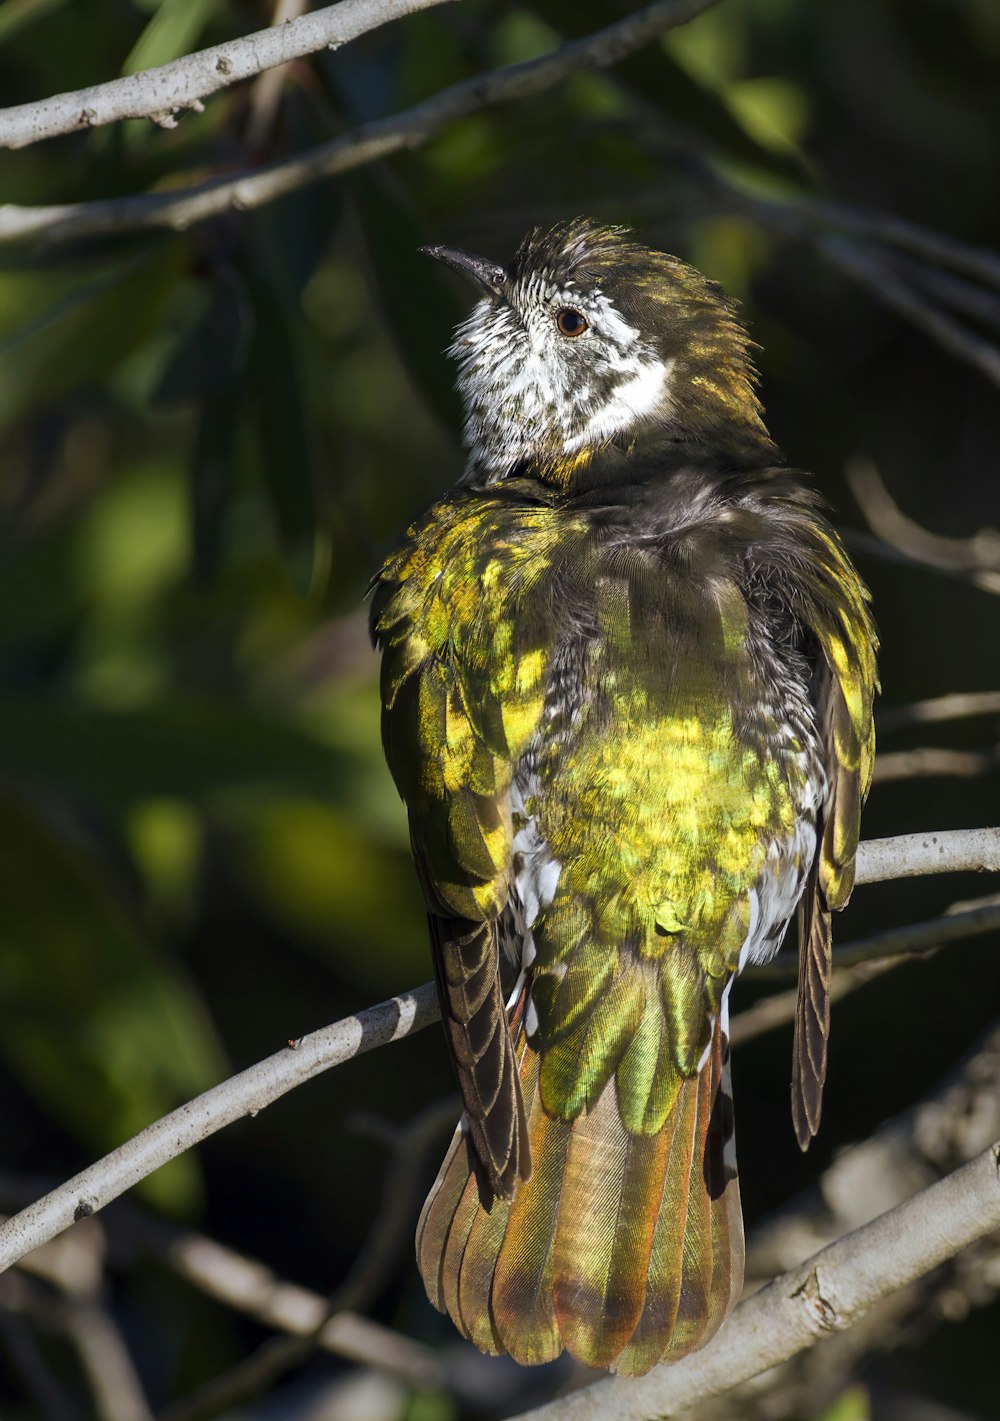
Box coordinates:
[420,244,508,296]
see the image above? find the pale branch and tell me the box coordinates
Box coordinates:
[749,1017,1000,1281]
[841,526,1000,596]
[508,1144,1000,1421]
[0,1173,449,1394]
[878,690,1000,733]
[157,1231,447,1390]
[783,193,1000,296]
[873,745,1000,783]
[730,896,1000,1046]
[689,1019,1000,1421]
[854,828,1000,883]
[0,828,996,1277]
[158,1098,459,1421]
[0,1217,153,1421]
[0,0,722,244]
[0,983,438,1275]
[846,459,1000,584]
[684,160,1000,296]
[0,0,452,151]
[244,0,310,153]
[729,954,897,1049]
[821,237,1000,389]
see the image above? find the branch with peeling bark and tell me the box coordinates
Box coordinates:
[0,0,453,150]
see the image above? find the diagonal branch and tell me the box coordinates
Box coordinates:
[0,828,996,1277]
[0,0,723,245]
[0,0,453,150]
[0,985,438,1275]
[507,1143,1000,1421]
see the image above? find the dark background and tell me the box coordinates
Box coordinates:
[0,1,998,1417]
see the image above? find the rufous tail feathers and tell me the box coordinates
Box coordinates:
[416,1008,743,1376]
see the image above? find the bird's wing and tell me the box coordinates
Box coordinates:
[370,490,576,1195]
[789,520,878,1148]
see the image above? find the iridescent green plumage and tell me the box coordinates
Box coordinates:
[369,220,877,1374]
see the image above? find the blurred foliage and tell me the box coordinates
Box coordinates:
[1,0,999,1417]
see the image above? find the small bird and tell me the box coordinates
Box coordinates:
[369,219,877,1375]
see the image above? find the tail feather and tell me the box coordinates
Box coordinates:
[415,1123,469,1311]
[627,1024,741,1370]
[552,1088,671,1369]
[491,1034,569,1366]
[417,1011,742,1375]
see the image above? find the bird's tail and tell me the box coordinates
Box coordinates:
[416,1004,743,1376]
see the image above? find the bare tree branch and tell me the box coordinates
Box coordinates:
[691,1019,1000,1420]
[0,984,438,1275]
[0,830,995,1280]
[730,895,1000,1047]
[874,745,1000,784]
[0,0,453,150]
[158,1098,457,1421]
[821,238,1000,388]
[855,829,1000,883]
[878,691,1000,733]
[507,1143,1000,1421]
[0,0,724,245]
[847,459,1000,588]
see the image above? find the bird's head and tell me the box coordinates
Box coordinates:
[424,218,774,486]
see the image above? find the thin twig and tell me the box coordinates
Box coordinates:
[0,0,452,149]
[159,1233,446,1388]
[0,0,723,244]
[878,691,1000,733]
[841,527,1000,596]
[64,1304,155,1421]
[244,0,310,153]
[709,1019,1000,1420]
[158,1098,457,1421]
[0,1170,448,1394]
[873,746,1000,784]
[508,1143,1000,1421]
[731,897,1000,1045]
[821,238,1000,388]
[0,1298,76,1421]
[846,459,1000,578]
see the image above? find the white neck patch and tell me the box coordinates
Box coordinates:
[451,284,673,477]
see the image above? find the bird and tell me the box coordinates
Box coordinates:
[368,218,877,1376]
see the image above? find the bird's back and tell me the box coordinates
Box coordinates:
[374,461,847,1372]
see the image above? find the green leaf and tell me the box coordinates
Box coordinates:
[156,266,253,405]
[191,386,242,585]
[122,0,217,75]
[349,171,463,434]
[0,791,224,1210]
[0,0,71,43]
[0,244,186,427]
[0,696,364,817]
[246,269,319,596]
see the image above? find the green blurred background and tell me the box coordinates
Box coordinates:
[1,1,999,1417]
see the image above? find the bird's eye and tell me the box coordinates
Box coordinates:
[555,307,588,338]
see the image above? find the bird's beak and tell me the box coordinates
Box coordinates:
[420,244,508,295]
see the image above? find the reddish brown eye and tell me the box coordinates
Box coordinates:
[555,307,588,338]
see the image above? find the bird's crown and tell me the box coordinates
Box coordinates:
[424,218,773,487]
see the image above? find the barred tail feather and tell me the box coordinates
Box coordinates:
[416,1014,742,1375]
